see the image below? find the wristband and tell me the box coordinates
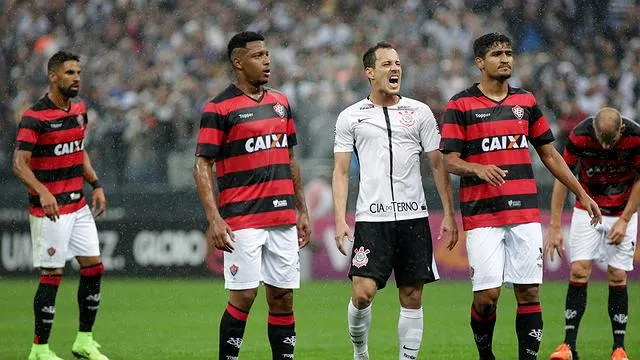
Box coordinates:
[90,180,103,189]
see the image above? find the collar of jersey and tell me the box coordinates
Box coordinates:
[364,95,403,108]
[470,83,515,103]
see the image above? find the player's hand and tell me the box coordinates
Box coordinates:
[334,221,352,256]
[608,217,629,245]
[473,164,508,186]
[91,187,107,217]
[39,190,59,222]
[543,225,564,261]
[207,216,235,252]
[577,194,602,226]
[297,212,311,249]
[440,214,459,251]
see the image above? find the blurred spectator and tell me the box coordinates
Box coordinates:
[0,0,638,189]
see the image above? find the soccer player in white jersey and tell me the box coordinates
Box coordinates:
[332,41,459,360]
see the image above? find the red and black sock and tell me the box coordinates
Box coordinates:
[563,281,587,350]
[470,304,496,360]
[267,312,295,359]
[78,263,104,332]
[516,302,543,360]
[219,303,248,360]
[608,285,628,350]
[33,275,62,344]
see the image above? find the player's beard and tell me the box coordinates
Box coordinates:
[59,84,79,98]
[251,77,268,87]
[490,71,511,82]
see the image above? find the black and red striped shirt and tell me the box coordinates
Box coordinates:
[440,84,554,230]
[195,84,298,231]
[563,117,640,216]
[15,95,88,216]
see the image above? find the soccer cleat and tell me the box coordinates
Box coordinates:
[354,350,369,360]
[71,332,109,360]
[611,347,629,360]
[28,344,65,360]
[550,343,574,360]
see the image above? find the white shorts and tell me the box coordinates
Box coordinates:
[466,222,543,291]
[30,205,100,268]
[224,225,300,290]
[568,207,637,271]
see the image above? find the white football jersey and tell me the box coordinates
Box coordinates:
[334,96,441,222]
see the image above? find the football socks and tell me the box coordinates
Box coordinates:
[33,275,61,345]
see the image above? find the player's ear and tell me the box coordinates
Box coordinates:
[231,56,243,71]
[47,69,57,83]
[474,56,484,71]
[365,67,374,82]
[230,48,244,71]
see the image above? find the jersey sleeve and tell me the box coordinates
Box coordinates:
[563,131,579,172]
[334,110,353,153]
[15,115,41,152]
[528,100,555,147]
[195,102,225,158]
[439,99,465,153]
[286,102,297,147]
[634,143,640,174]
[419,105,440,152]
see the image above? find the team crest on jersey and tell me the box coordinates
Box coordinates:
[512,105,524,120]
[398,110,415,127]
[229,264,238,276]
[47,247,56,256]
[352,246,370,268]
[273,103,287,118]
[76,114,85,126]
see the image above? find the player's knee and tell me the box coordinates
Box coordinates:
[230,288,259,310]
[569,261,591,282]
[473,303,496,317]
[266,287,293,310]
[352,288,374,309]
[514,284,539,303]
[607,267,627,286]
[399,284,423,308]
[40,267,64,276]
[473,288,500,306]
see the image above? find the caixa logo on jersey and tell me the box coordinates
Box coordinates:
[481,135,528,152]
[54,139,84,156]
[245,133,288,153]
[370,201,420,213]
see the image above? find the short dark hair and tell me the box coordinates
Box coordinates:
[473,33,512,58]
[363,41,394,69]
[227,31,265,62]
[47,51,80,72]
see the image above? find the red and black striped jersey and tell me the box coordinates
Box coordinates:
[15,95,88,216]
[195,84,298,231]
[440,84,554,230]
[563,117,640,216]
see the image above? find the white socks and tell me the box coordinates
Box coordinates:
[398,307,423,360]
[348,299,372,357]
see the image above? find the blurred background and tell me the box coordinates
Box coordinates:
[0,0,639,280]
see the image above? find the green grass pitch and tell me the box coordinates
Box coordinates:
[0,279,637,359]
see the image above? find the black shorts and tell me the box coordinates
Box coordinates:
[348,217,437,289]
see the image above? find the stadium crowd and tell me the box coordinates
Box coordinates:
[1,0,639,187]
